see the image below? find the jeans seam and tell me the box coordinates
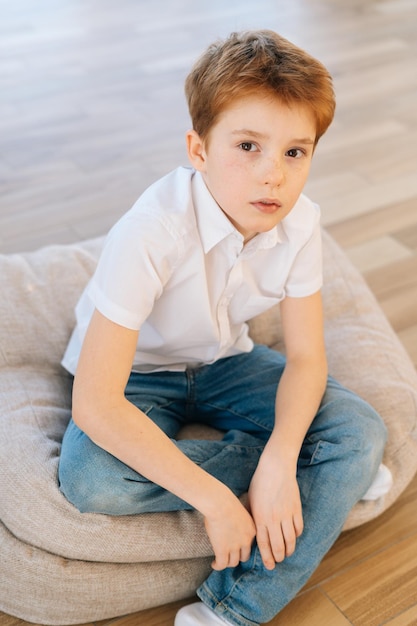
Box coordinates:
[222,550,262,626]
[196,401,272,435]
[198,585,259,626]
[199,552,262,626]
[142,399,179,414]
[186,368,196,420]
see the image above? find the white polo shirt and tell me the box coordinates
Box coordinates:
[62,167,322,375]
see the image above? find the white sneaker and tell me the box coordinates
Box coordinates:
[361,463,393,501]
[175,602,232,626]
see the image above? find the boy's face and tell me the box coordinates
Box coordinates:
[187,94,316,243]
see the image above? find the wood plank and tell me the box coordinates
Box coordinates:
[325,198,417,248]
[345,235,413,273]
[363,256,417,300]
[307,473,417,587]
[383,604,417,626]
[98,599,193,626]
[395,223,417,251]
[1,0,417,625]
[267,588,351,625]
[322,534,417,626]
[0,613,94,626]
[377,284,417,334]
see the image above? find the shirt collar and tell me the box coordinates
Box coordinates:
[191,170,285,253]
[192,171,236,253]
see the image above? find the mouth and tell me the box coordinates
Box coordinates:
[250,199,282,214]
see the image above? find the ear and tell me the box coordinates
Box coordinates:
[186,129,207,171]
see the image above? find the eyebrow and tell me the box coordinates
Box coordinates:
[231,129,315,144]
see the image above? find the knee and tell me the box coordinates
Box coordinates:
[329,398,387,493]
[58,421,134,514]
[58,443,107,513]
[59,466,100,513]
[59,452,143,515]
[348,395,387,458]
[353,411,387,476]
[317,384,387,477]
[362,406,387,457]
[323,382,387,453]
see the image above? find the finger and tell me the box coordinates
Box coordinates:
[280,519,297,558]
[211,550,244,571]
[240,545,252,563]
[227,550,242,568]
[256,526,277,570]
[267,524,286,563]
[212,559,228,571]
[211,551,229,571]
[294,510,304,537]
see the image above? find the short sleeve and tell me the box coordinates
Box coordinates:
[283,202,323,298]
[87,212,179,330]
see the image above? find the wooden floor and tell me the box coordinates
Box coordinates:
[1,0,417,624]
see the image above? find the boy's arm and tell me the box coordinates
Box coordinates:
[72,308,256,570]
[247,290,328,570]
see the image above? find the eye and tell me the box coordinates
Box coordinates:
[239,142,257,152]
[286,148,305,159]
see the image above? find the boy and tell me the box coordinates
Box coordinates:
[59,30,387,626]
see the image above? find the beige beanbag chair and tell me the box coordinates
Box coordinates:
[1,230,416,624]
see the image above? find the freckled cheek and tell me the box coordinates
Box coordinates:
[224,158,255,181]
[210,161,248,189]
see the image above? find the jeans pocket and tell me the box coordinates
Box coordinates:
[298,437,326,467]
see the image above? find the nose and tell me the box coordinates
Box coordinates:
[262,154,285,187]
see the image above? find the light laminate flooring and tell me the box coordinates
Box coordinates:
[1,0,417,624]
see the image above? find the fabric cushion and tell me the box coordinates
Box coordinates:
[1,230,417,623]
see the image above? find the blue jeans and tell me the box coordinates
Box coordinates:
[59,345,386,626]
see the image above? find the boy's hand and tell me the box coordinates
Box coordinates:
[247,458,303,570]
[204,494,256,570]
